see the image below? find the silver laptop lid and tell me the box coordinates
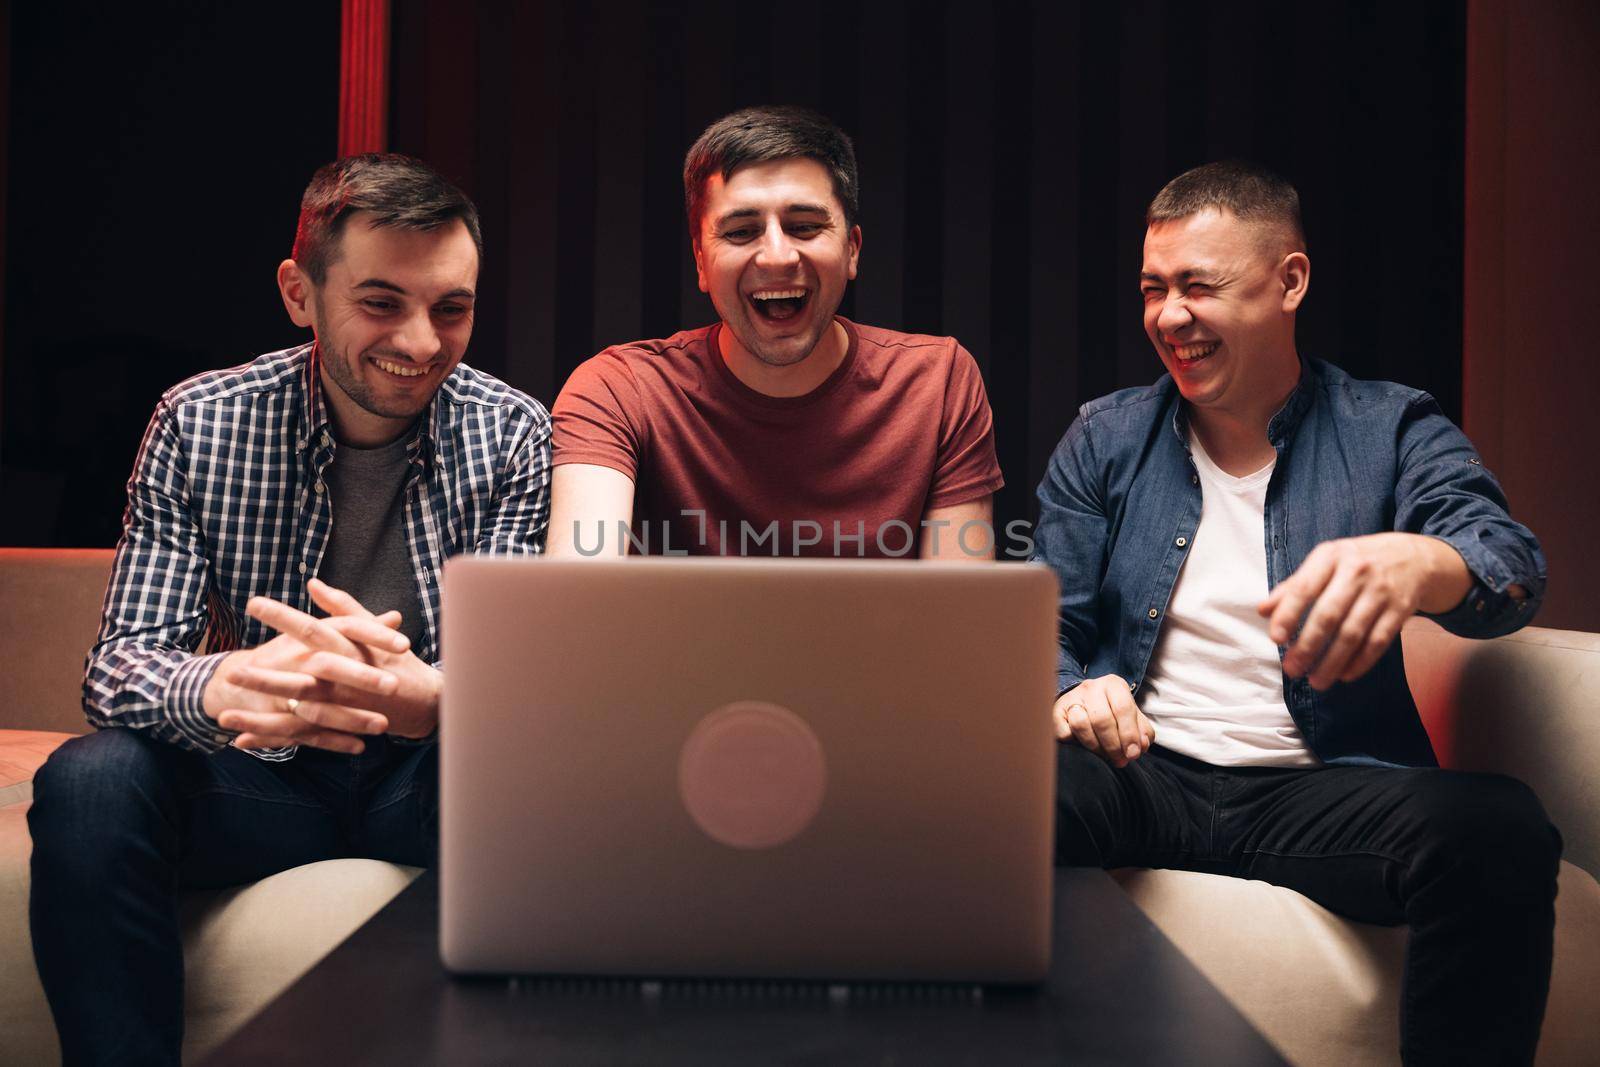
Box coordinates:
[440,557,1057,983]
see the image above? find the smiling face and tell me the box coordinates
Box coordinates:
[693,157,861,370]
[1139,208,1308,420]
[280,212,479,446]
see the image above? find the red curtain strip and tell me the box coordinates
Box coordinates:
[339,0,390,156]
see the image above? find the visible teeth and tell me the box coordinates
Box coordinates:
[375,358,427,377]
[1173,342,1219,361]
[751,289,806,301]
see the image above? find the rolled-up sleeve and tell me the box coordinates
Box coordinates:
[1393,395,1546,637]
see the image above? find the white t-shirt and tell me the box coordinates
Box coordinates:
[1139,433,1320,768]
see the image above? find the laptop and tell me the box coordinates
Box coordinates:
[439,556,1058,983]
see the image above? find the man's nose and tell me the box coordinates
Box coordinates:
[1156,295,1193,335]
[391,310,442,361]
[753,220,800,270]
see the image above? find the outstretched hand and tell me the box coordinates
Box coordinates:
[1259,533,1472,690]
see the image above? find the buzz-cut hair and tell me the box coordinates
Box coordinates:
[1147,161,1306,251]
[683,105,860,239]
[291,153,482,285]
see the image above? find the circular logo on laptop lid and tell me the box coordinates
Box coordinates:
[677,701,828,850]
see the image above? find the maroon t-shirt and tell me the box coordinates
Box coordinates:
[551,317,1004,557]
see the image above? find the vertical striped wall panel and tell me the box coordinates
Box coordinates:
[388,0,1466,534]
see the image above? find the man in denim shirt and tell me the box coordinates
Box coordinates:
[1035,162,1557,1065]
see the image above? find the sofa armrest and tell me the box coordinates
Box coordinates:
[1403,617,1600,879]
[0,548,114,734]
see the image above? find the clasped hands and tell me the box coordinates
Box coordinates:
[202,578,442,753]
[1054,532,1472,767]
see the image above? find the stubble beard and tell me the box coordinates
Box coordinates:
[725,300,833,370]
[314,310,430,422]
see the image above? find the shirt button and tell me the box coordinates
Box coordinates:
[1147,608,1159,619]
[1128,680,1137,691]
[298,562,308,575]
[315,481,325,494]
[1191,474,1198,484]
[1175,536,1187,548]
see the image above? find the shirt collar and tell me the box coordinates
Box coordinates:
[296,342,440,469]
[1265,357,1316,445]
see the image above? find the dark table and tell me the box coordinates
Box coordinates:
[207,868,1285,1065]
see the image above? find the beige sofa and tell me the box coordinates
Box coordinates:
[3,549,1598,1064]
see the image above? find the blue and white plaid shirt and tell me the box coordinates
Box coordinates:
[84,343,551,758]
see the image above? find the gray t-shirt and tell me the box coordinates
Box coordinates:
[315,432,426,652]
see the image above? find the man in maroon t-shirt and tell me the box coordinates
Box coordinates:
[549,106,1004,559]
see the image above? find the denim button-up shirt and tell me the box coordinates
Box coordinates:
[1033,359,1545,768]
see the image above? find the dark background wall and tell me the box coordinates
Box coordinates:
[1,1,339,546]
[2,0,1468,556]
[385,0,1467,551]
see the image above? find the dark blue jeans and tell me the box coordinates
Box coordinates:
[1056,743,1561,1067]
[28,727,438,1066]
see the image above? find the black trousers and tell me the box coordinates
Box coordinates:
[1055,743,1561,1066]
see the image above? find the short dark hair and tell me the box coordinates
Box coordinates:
[683,105,860,238]
[1147,161,1305,251]
[291,154,483,285]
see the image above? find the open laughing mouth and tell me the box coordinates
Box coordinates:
[1170,341,1219,365]
[748,288,810,324]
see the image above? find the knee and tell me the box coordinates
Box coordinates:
[29,729,177,840]
[1414,773,1561,892]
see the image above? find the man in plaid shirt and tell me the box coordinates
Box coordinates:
[28,154,550,1064]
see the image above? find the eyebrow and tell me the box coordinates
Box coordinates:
[1139,269,1220,285]
[353,278,476,300]
[713,203,833,228]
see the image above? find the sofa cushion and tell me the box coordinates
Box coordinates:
[178,858,422,1061]
[0,549,111,735]
[1113,862,1600,1067]
[1403,619,1600,875]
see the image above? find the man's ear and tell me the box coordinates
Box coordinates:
[846,224,862,282]
[277,259,317,328]
[1280,251,1310,313]
[691,235,709,294]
